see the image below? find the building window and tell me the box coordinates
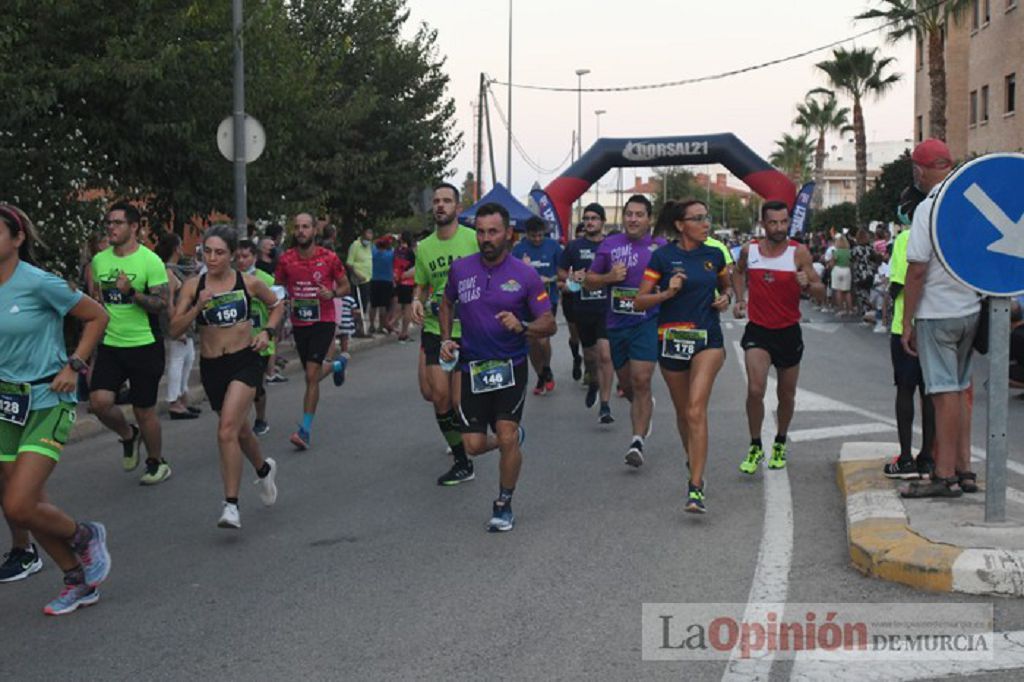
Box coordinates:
[984,0,992,23]
[970,90,979,125]
[1007,73,1017,113]
[916,115,924,142]
[973,0,980,28]
[981,85,990,122]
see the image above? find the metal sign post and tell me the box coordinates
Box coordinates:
[232,0,246,237]
[931,153,1024,523]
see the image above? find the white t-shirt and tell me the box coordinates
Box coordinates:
[905,186,981,319]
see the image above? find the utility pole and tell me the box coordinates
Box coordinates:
[232,0,246,237]
[476,73,485,202]
[506,0,513,189]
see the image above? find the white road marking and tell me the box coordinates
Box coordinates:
[722,342,793,682]
[788,422,895,443]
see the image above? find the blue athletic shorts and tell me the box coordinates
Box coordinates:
[607,317,658,370]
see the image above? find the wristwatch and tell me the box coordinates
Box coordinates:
[518,320,529,335]
[68,355,88,373]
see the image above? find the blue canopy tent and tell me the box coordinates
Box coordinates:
[458,182,539,232]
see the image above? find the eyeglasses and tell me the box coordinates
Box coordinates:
[682,214,711,223]
[103,219,128,227]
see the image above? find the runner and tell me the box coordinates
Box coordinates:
[558,205,614,421]
[235,240,282,437]
[438,203,556,531]
[635,199,732,512]
[512,216,562,395]
[170,226,282,528]
[88,202,172,484]
[883,186,935,479]
[732,201,825,474]
[274,213,350,450]
[561,222,587,382]
[585,195,666,466]
[411,183,479,481]
[0,204,112,615]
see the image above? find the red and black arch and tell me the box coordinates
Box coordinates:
[540,134,795,242]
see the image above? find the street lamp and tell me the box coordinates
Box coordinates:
[574,68,589,223]
[594,109,606,205]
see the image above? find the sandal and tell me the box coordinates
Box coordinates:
[900,477,963,499]
[956,471,979,494]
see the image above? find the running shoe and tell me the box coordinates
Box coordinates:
[625,439,644,468]
[255,458,278,506]
[685,482,707,514]
[290,427,311,450]
[140,459,171,485]
[121,424,141,472]
[218,502,241,529]
[533,375,546,396]
[0,543,43,583]
[517,424,526,447]
[543,369,555,393]
[266,371,288,384]
[585,383,599,408]
[253,419,270,437]
[572,356,583,381]
[598,404,614,424]
[43,583,99,616]
[739,444,764,474]
[437,461,475,486]
[873,323,887,334]
[332,354,349,387]
[76,522,111,587]
[767,442,787,469]
[487,501,515,532]
[883,456,918,479]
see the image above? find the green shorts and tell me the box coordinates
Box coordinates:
[0,402,77,463]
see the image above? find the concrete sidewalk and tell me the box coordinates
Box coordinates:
[838,441,1024,597]
[67,332,398,445]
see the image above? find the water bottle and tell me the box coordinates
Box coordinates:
[440,346,459,373]
[566,269,581,293]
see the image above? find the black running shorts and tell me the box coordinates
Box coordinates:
[457,362,528,434]
[575,310,608,349]
[740,322,803,369]
[200,347,265,412]
[293,322,335,366]
[90,342,165,409]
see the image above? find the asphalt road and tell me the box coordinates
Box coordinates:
[4,306,1023,681]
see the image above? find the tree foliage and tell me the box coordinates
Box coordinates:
[653,168,755,233]
[811,202,858,233]
[858,151,913,225]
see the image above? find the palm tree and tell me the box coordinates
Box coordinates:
[769,132,816,186]
[816,46,901,206]
[794,89,852,210]
[855,0,971,142]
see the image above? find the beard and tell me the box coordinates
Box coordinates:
[481,242,504,261]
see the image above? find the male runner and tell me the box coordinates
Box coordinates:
[732,201,825,473]
[559,204,614,422]
[89,202,172,484]
[274,213,349,449]
[585,195,666,466]
[236,240,282,436]
[512,216,562,395]
[411,183,479,482]
[439,203,556,531]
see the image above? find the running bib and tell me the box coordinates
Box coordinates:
[662,328,708,362]
[580,286,607,301]
[201,290,248,327]
[293,298,321,322]
[611,287,642,315]
[469,359,515,394]
[100,284,131,306]
[0,381,31,427]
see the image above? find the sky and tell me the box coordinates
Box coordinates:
[403,0,916,198]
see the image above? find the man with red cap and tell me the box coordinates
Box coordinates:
[900,138,980,498]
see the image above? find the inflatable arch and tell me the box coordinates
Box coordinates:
[536,134,796,242]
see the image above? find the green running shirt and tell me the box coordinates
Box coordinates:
[91,245,169,347]
[413,226,479,336]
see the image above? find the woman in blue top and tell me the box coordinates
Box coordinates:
[0,204,111,615]
[635,200,732,514]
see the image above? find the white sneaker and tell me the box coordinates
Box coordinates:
[217,502,241,529]
[873,324,887,334]
[255,458,278,506]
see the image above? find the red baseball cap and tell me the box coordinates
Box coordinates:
[911,138,953,169]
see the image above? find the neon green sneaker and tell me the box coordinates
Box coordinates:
[685,483,706,514]
[139,459,172,486]
[768,442,787,469]
[739,444,764,474]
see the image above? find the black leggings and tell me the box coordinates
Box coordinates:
[896,383,935,462]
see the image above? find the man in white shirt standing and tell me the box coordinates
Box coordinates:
[900,138,980,498]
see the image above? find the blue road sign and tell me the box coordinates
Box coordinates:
[932,153,1024,296]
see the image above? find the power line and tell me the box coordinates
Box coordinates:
[488,0,941,93]
[486,82,574,175]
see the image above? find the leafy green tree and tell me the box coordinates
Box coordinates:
[816,47,901,212]
[769,132,815,185]
[812,201,858,233]
[855,0,971,141]
[794,90,852,210]
[858,150,913,224]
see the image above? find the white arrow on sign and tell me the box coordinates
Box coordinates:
[964,182,1024,259]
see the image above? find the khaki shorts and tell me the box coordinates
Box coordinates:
[830,266,852,292]
[916,314,979,394]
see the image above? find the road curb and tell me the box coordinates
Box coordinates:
[838,441,1024,597]
[67,332,398,445]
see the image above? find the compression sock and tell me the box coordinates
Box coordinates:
[436,411,463,448]
[301,413,314,432]
[451,442,469,467]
